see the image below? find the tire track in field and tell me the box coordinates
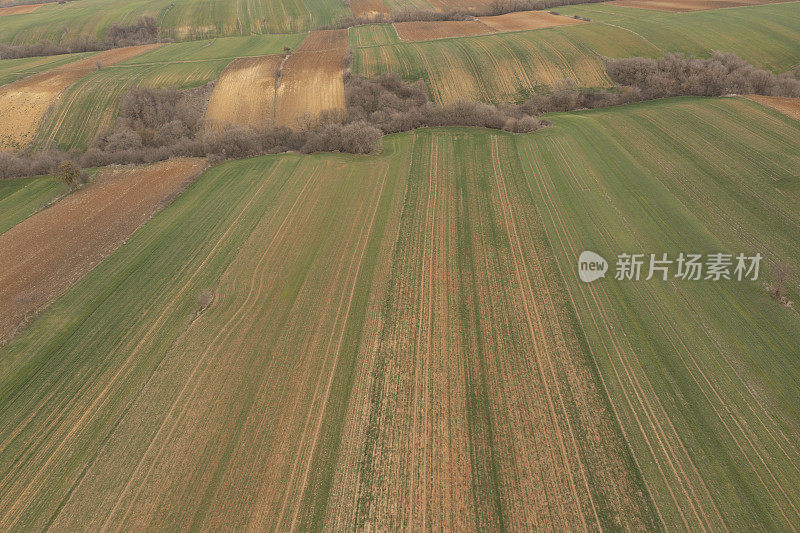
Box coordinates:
[489,136,596,531]
[544,135,720,530]
[100,161,323,529]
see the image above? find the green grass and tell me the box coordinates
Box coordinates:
[119,33,307,64]
[1,97,799,530]
[516,96,800,529]
[0,0,342,44]
[0,52,97,87]
[353,2,800,103]
[0,175,66,234]
[348,23,400,47]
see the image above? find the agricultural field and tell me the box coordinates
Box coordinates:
[0,44,161,150]
[348,23,400,47]
[745,94,800,121]
[518,97,800,529]
[205,55,284,127]
[275,30,348,126]
[0,52,96,87]
[607,0,790,12]
[0,127,658,531]
[393,20,495,41]
[349,0,392,18]
[1,97,798,529]
[0,175,66,235]
[0,158,206,341]
[354,1,800,103]
[478,10,585,32]
[0,0,344,44]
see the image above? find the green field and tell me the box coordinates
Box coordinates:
[0,175,66,235]
[0,0,342,44]
[353,2,800,103]
[348,23,400,47]
[1,97,799,529]
[0,52,97,87]
[31,33,304,151]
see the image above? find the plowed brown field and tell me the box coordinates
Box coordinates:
[0,44,160,150]
[205,55,283,127]
[0,158,205,343]
[296,28,350,51]
[0,3,42,15]
[608,0,788,10]
[394,20,495,41]
[744,95,800,121]
[479,10,584,31]
[275,30,347,126]
[350,0,391,18]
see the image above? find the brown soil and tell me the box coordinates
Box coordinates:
[0,3,42,15]
[350,0,391,18]
[0,44,161,150]
[479,10,585,31]
[295,29,350,51]
[608,0,789,11]
[275,31,348,126]
[0,158,206,343]
[744,95,800,121]
[393,20,495,41]
[204,55,284,127]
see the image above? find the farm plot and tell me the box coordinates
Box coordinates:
[557,2,800,72]
[0,44,160,150]
[0,129,657,531]
[0,158,205,343]
[350,0,392,18]
[349,23,400,47]
[744,94,800,121]
[34,59,227,151]
[393,20,495,41]
[205,55,284,127]
[118,33,307,64]
[606,0,791,12]
[355,29,610,103]
[0,3,43,15]
[0,52,95,87]
[518,97,800,530]
[275,30,348,126]
[478,10,585,32]
[0,175,66,235]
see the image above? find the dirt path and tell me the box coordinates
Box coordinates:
[0,158,205,343]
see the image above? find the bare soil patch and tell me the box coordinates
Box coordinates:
[275,31,348,126]
[350,0,391,18]
[393,20,495,41]
[608,0,789,11]
[295,29,350,52]
[479,10,584,31]
[0,157,206,343]
[0,44,161,150]
[205,55,283,127]
[0,3,43,15]
[744,95,800,121]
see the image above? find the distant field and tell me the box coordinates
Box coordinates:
[0,44,160,150]
[348,23,400,47]
[354,2,800,103]
[607,0,791,11]
[0,175,65,235]
[0,52,96,87]
[520,97,800,529]
[0,0,343,44]
[32,33,304,150]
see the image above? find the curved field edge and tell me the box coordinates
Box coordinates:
[0,132,655,530]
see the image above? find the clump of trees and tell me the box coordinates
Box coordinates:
[0,16,162,60]
[345,73,547,133]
